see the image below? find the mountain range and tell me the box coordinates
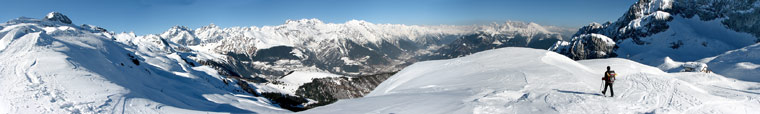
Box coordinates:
[2,0,760,113]
[0,11,573,113]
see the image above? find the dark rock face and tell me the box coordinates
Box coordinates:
[550,34,617,60]
[43,12,72,24]
[260,92,308,112]
[227,71,395,112]
[716,0,760,38]
[81,24,107,32]
[295,72,395,108]
[234,78,310,112]
[573,0,673,45]
[251,46,301,62]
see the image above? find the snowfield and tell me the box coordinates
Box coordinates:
[302,47,760,114]
[707,43,760,82]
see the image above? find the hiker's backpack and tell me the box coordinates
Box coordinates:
[604,71,616,82]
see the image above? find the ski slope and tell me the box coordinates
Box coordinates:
[302,47,760,113]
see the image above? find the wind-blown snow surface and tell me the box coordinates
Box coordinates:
[302,48,760,113]
[707,43,760,82]
[0,14,289,113]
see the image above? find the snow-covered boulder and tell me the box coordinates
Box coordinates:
[657,57,711,73]
[549,33,616,60]
[681,62,709,73]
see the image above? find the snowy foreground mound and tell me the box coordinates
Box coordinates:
[303,48,760,113]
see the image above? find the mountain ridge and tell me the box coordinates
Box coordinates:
[551,0,760,66]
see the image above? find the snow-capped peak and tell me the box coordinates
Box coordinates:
[167,25,192,32]
[284,18,324,25]
[160,26,199,45]
[201,23,219,29]
[478,21,553,36]
[161,26,194,37]
[43,12,72,24]
[650,0,672,12]
[344,19,372,26]
[620,0,672,21]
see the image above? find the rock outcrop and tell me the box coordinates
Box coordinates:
[43,12,72,24]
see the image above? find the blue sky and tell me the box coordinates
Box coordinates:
[1,0,636,35]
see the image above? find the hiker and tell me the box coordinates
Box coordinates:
[601,66,616,97]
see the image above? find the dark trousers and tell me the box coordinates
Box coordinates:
[602,82,614,96]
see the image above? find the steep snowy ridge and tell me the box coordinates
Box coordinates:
[0,12,289,113]
[303,47,760,113]
[551,0,760,68]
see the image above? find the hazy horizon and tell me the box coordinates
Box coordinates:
[0,0,636,35]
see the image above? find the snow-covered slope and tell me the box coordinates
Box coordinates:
[302,47,760,113]
[0,12,290,114]
[706,43,760,82]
